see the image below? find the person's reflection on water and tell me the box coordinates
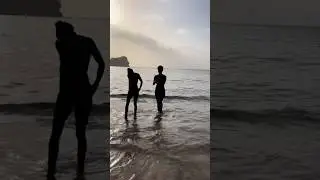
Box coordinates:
[154,115,162,123]
[153,119,162,130]
[152,119,163,149]
[122,119,140,144]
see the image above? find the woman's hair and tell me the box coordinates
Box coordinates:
[55,21,74,34]
[127,68,134,74]
[158,65,163,72]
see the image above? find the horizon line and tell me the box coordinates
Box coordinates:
[111,65,209,71]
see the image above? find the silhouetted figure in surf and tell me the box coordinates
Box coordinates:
[125,68,143,119]
[153,65,166,114]
[47,21,105,180]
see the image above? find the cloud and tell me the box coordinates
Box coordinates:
[158,0,169,2]
[110,26,201,68]
[142,14,165,24]
[109,0,210,69]
[176,28,188,35]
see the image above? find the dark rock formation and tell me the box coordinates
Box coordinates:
[0,0,62,17]
[110,56,130,67]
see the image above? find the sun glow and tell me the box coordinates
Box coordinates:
[110,0,121,24]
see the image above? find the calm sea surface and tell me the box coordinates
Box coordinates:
[212,23,320,180]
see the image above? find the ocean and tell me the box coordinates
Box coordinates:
[212,23,320,179]
[0,15,109,179]
[110,66,210,180]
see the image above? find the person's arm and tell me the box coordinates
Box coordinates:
[89,38,105,95]
[55,41,61,56]
[164,75,167,85]
[153,76,156,85]
[138,74,143,91]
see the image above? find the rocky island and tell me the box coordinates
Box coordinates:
[0,0,62,17]
[110,56,130,67]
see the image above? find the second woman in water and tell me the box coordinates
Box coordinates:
[153,65,166,114]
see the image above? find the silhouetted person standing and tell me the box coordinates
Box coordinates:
[125,68,143,119]
[153,65,166,114]
[47,21,105,180]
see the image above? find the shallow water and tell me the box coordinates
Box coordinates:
[0,114,108,180]
[212,116,320,180]
[110,67,210,180]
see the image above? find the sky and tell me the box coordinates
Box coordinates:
[213,0,320,26]
[110,0,210,69]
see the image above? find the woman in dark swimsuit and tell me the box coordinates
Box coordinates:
[153,65,166,114]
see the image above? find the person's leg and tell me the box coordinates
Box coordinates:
[133,92,139,118]
[125,93,132,119]
[156,97,161,113]
[159,97,163,113]
[160,90,165,113]
[75,124,87,177]
[47,94,72,178]
[74,96,92,177]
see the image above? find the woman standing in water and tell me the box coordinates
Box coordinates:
[153,65,166,114]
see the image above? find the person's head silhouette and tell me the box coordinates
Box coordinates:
[55,21,75,41]
[127,68,134,77]
[158,65,163,74]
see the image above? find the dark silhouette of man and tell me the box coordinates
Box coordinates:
[47,21,105,180]
[125,68,143,119]
[153,65,166,114]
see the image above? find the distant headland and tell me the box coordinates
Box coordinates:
[110,56,130,67]
[0,0,62,17]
